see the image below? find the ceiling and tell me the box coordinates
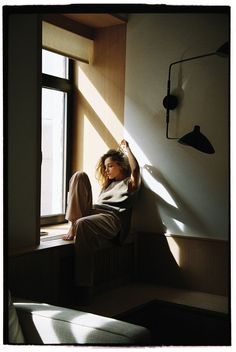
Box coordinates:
[62,13,128,28]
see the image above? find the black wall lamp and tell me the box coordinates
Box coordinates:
[163,42,229,154]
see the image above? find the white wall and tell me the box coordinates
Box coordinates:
[124,13,229,239]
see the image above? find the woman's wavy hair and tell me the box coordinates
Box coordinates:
[96,149,131,189]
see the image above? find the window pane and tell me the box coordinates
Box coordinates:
[42,49,68,79]
[41,88,67,216]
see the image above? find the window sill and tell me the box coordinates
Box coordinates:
[38,237,74,250]
[39,223,74,247]
[40,223,70,241]
[9,223,74,256]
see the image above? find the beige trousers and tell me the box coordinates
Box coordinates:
[66,172,121,287]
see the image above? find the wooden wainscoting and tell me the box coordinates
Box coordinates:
[135,232,229,296]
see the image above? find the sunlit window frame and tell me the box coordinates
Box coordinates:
[41,51,73,226]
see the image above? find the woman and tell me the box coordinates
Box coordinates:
[63,139,140,287]
[63,139,140,241]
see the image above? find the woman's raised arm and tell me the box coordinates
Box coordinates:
[120,139,140,191]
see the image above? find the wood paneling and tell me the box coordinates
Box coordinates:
[135,232,229,296]
[63,13,127,28]
[43,14,94,39]
[72,23,126,173]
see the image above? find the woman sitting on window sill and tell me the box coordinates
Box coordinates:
[63,139,140,287]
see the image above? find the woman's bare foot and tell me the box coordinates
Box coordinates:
[63,222,76,241]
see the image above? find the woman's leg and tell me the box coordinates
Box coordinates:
[63,171,93,240]
[74,211,121,287]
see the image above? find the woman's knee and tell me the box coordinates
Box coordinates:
[76,217,89,231]
[70,171,90,186]
[73,171,89,180]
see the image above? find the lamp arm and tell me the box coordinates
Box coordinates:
[168,51,216,78]
[165,51,216,139]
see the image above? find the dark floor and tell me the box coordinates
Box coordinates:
[114,299,231,346]
[64,283,230,346]
[71,282,228,317]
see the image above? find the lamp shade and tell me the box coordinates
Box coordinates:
[178,125,215,154]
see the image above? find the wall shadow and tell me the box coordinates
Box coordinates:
[143,164,211,234]
[131,180,167,235]
[135,231,185,288]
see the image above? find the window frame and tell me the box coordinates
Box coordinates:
[40,51,73,226]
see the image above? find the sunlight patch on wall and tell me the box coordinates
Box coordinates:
[142,167,178,208]
[164,218,185,237]
[83,114,108,201]
[124,130,152,167]
[173,219,185,232]
[78,67,178,211]
[78,67,123,143]
[166,236,181,266]
[123,131,178,210]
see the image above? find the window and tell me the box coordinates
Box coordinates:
[42,49,68,79]
[41,49,73,225]
[41,88,67,216]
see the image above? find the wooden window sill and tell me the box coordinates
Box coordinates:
[9,223,74,256]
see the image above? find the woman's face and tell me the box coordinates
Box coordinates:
[104,157,124,181]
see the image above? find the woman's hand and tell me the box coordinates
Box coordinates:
[119,139,129,154]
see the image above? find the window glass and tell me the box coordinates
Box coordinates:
[42,49,68,79]
[41,88,67,216]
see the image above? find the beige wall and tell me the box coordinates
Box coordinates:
[72,24,126,200]
[124,13,229,240]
